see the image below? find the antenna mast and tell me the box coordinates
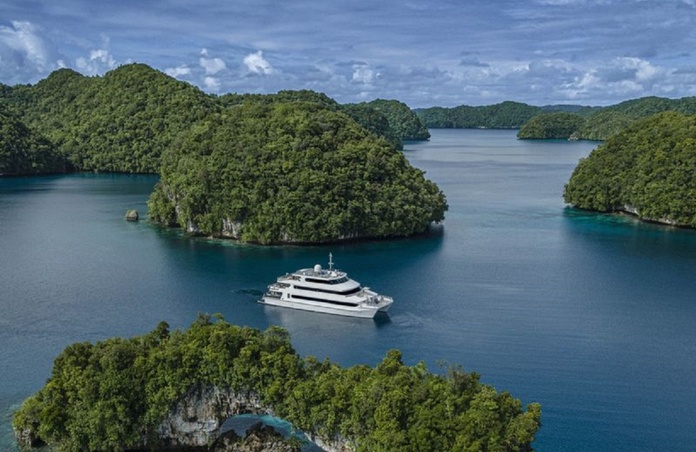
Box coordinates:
[328,252,334,271]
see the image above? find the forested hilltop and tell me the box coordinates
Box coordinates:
[1,65,216,173]
[517,96,696,140]
[13,315,541,452]
[355,99,431,141]
[416,101,549,129]
[1,64,445,244]
[219,91,429,150]
[0,64,429,173]
[564,112,696,227]
[148,101,447,244]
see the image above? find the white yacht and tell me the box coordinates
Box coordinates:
[259,254,393,318]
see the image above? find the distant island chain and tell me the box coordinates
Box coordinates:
[3,63,696,234]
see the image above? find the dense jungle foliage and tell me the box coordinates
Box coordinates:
[564,112,696,226]
[516,112,586,139]
[148,101,447,244]
[0,104,65,176]
[3,65,216,173]
[0,64,429,175]
[13,315,541,452]
[219,91,410,150]
[571,96,696,140]
[416,101,542,129]
[340,102,403,150]
[358,99,431,140]
[2,64,442,243]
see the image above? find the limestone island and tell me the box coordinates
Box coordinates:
[13,315,541,452]
[564,112,696,227]
[147,101,446,244]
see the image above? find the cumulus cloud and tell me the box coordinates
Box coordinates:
[0,21,48,66]
[203,76,220,91]
[76,48,116,75]
[594,57,664,85]
[199,48,226,75]
[352,64,376,84]
[554,56,670,101]
[243,50,274,75]
[0,21,58,82]
[165,64,192,78]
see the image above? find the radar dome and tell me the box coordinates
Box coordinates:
[313,264,322,272]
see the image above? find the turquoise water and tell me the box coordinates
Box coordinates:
[2,129,696,451]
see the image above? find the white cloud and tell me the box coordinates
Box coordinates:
[165,64,192,78]
[555,56,669,102]
[0,21,48,66]
[595,57,664,85]
[76,48,116,75]
[0,21,55,81]
[199,48,226,75]
[203,76,220,91]
[352,64,376,84]
[243,50,274,75]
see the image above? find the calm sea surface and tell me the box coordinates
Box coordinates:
[2,129,696,451]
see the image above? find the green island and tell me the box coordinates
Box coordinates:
[1,64,445,244]
[415,101,551,129]
[515,112,586,140]
[147,101,446,244]
[516,96,696,141]
[564,111,696,227]
[416,96,696,141]
[13,315,541,452]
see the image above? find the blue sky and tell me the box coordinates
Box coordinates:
[2,0,696,107]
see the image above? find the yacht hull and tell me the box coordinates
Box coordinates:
[258,296,389,319]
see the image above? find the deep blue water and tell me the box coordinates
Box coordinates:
[2,129,696,451]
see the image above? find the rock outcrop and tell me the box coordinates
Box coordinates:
[125,209,139,221]
[146,382,354,451]
[212,422,299,452]
[152,383,271,449]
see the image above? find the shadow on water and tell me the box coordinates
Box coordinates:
[372,312,392,327]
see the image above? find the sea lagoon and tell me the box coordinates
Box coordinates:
[1,129,695,450]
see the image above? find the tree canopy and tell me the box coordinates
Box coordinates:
[148,101,447,244]
[564,111,696,227]
[1,67,428,175]
[358,99,431,141]
[418,96,696,141]
[0,104,65,176]
[14,315,541,452]
[3,64,217,173]
[416,101,542,129]
[517,112,586,140]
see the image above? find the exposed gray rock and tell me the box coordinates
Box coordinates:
[125,209,139,221]
[152,383,270,449]
[212,422,299,452]
[147,382,354,452]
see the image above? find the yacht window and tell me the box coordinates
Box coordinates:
[292,294,359,307]
[295,285,362,295]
